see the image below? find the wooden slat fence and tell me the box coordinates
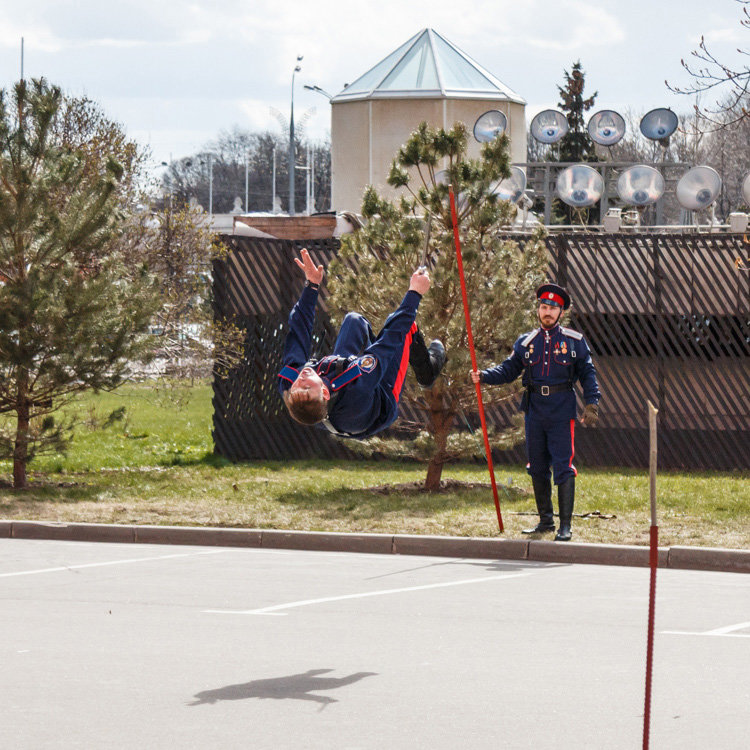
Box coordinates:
[212,233,750,470]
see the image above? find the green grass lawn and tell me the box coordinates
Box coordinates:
[1,381,748,549]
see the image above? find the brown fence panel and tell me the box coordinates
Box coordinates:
[213,233,749,470]
[545,232,749,470]
[212,237,359,461]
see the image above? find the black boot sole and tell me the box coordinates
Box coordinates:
[522,525,556,535]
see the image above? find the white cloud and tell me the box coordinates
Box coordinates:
[0,21,64,53]
[0,0,739,165]
[523,1,626,52]
[701,26,746,44]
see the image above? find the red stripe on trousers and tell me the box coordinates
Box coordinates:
[569,419,578,476]
[392,322,417,402]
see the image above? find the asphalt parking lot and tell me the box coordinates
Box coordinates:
[2,538,749,749]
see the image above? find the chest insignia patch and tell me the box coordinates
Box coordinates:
[358,355,377,372]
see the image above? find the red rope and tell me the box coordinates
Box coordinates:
[448,187,503,533]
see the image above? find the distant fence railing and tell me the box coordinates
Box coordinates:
[212,232,750,470]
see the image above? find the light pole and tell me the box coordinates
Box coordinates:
[289,55,303,215]
[272,144,277,212]
[303,84,333,211]
[208,154,213,215]
[244,153,249,212]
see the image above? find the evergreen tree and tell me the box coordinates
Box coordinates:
[557,61,598,163]
[328,122,547,490]
[552,61,598,224]
[0,79,157,488]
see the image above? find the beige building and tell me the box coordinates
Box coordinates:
[331,28,526,212]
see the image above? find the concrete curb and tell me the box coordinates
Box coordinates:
[2,519,749,573]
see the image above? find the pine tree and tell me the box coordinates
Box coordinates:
[557,61,598,163]
[328,122,547,490]
[0,79,157,487]
[552,61,599,224]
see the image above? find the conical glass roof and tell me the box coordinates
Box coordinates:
[332,29,525,103]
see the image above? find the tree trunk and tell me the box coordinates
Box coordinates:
[424,398,451,491]
[13,373,30,489]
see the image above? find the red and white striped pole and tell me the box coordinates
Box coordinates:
[448,186,503,533]
[643,400,659,749]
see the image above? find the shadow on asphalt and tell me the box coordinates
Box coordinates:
[188,668,378,708]
[364,558,561,580]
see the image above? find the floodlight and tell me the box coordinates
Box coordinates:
[530,110,569,144]
[742,172,750,206]
[473,110,507,143]
[587,110,626,146]
[616,165,665,206]
[676,166,722,211]
[556,165,604,207]
[640,108,678,141]
[490,166,527,203]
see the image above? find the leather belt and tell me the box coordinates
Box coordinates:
[529,383,573,396]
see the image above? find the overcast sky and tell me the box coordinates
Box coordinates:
[1,0,747,170]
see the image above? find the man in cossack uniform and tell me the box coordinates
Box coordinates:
[278,248,445,439]
[471,283,600,541]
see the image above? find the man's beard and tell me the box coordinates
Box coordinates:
[538,310,561,329]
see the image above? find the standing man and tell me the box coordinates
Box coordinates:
[279,248,445,438]
[471,283,600,541]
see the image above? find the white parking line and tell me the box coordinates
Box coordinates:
[0,549,228,578]
[205,570,535,615]
[663,621,750,638]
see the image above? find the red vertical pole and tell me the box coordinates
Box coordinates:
[643,525,658,750]
[449,186,503,533]
[643,400,659,750]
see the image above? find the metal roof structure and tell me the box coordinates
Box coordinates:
[331,28,525,104]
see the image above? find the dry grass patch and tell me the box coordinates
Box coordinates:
[0,382,747,549]
[1,462,747,549]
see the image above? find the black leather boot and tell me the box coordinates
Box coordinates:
[523,476,555,534]
[555,478,575,541]
[409,329,446,388]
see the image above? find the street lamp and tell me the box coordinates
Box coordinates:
[208,154,213,215]
[303,84,332,100]
[289,55,303,215]
[304,83,334,211]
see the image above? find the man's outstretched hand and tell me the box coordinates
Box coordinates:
[294,248,324,286]
[409,267,431,296]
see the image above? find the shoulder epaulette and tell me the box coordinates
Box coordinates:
[520,329,540,347]
[330,362,363,391]
[560,326,583,340]
[278,365,299,383]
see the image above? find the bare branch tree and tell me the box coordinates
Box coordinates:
[666,0,750,128]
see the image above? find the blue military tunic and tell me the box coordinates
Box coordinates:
[278,284,421,439]
[481,323,600,483]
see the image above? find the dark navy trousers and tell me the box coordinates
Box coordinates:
[334,312,415,404]
[525,414,577,485]
[333,313,374,357]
